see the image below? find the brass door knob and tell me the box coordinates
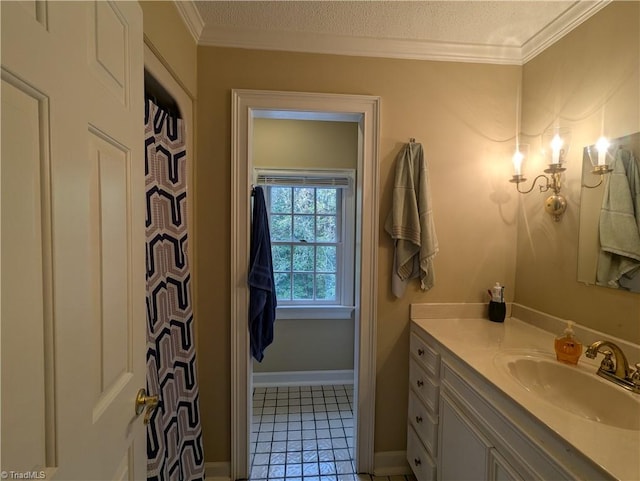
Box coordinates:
[135,388,159,425]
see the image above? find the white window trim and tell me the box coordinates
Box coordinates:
[255,168,356,312]
[275,305,355,320]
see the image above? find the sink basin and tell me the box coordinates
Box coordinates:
[494,351,640,431]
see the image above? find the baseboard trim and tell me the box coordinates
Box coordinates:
[205,461,231,481]
[204,451,409,479]
[253,369,354,387]
[373,451,411,476]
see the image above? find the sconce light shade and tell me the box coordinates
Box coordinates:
[550,134,564,165]
[588,136,614,175]
[542,128,571,167]
[510,144,529,182]
[583,136,613,189]
[512,150,524,176]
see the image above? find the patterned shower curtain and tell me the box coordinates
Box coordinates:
[145,98,205,481]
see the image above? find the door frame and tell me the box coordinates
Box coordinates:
[230,89,381,479]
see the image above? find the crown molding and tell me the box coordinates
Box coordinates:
[199,27,523,65]
[173,0,204,44]
[176,0,612,65]
[521,0,611,63]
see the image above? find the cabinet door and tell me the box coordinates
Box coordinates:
[439,393,491,481]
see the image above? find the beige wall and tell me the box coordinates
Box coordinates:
[253,118,358,373]
[253,118,358,169]
[140,1,197,98]
[196,46,520,459]
[517,1,640,343]
[253,319,355,373]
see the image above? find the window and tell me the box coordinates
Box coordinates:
[256,169,355,319]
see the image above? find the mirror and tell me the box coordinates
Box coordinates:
[578,132,640,292]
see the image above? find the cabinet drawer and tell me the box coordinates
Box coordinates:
[408,391,438,456]
[410,332,440,377]
[407,424,437,481]
[410,359,439,414]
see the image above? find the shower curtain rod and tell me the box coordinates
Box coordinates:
[144,69,181,119]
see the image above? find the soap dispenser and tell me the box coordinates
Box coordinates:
[554,320,582,365]
[487,282,506,323]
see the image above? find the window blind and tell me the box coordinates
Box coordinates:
[255,169,353,189]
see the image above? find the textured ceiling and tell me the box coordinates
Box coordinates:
[185,1,608,63]
[195,1,570,46]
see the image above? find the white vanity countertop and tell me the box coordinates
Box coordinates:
[411,315,640,481]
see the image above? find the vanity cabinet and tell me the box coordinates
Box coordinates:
[408,322,611,481]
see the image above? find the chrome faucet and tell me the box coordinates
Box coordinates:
[585,340,640,394]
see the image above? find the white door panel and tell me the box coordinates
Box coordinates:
[1,2,146,479]
[1,74,51,475]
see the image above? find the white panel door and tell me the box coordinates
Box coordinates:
[1,2,146,480]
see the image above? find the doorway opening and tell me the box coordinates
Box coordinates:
[231,90,381,480]
[249,118,358,478]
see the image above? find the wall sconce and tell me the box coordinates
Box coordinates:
[509,130,571,222]
[582,136,613,189]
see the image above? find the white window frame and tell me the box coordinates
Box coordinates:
[255,168,356,319]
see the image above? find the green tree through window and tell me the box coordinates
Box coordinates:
[267,186,341,303]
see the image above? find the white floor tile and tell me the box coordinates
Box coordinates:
[273,431,287,442]
[318,449,334,461]
[302,450,318,462]
[331,438,347,449]
[303,439,318,450]
[251,465,269,478]
[270,452,286,465]
[335,461,354,474]
[303,463,320,476]
[253,453,270,465]
[287,440,302,452]
[286,451,302,464]
[271,440,287,452]
[319,462,337,475]
[286,463,302,477]
[268,465,286,478]
[251,383,356,481]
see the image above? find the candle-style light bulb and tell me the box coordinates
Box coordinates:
[512,149,524,176]
[550,134,564,165]
[595,136,610,166]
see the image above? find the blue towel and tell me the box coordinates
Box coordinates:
[248,187,277,361]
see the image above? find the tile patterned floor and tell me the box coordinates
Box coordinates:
[250,384,355,481]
